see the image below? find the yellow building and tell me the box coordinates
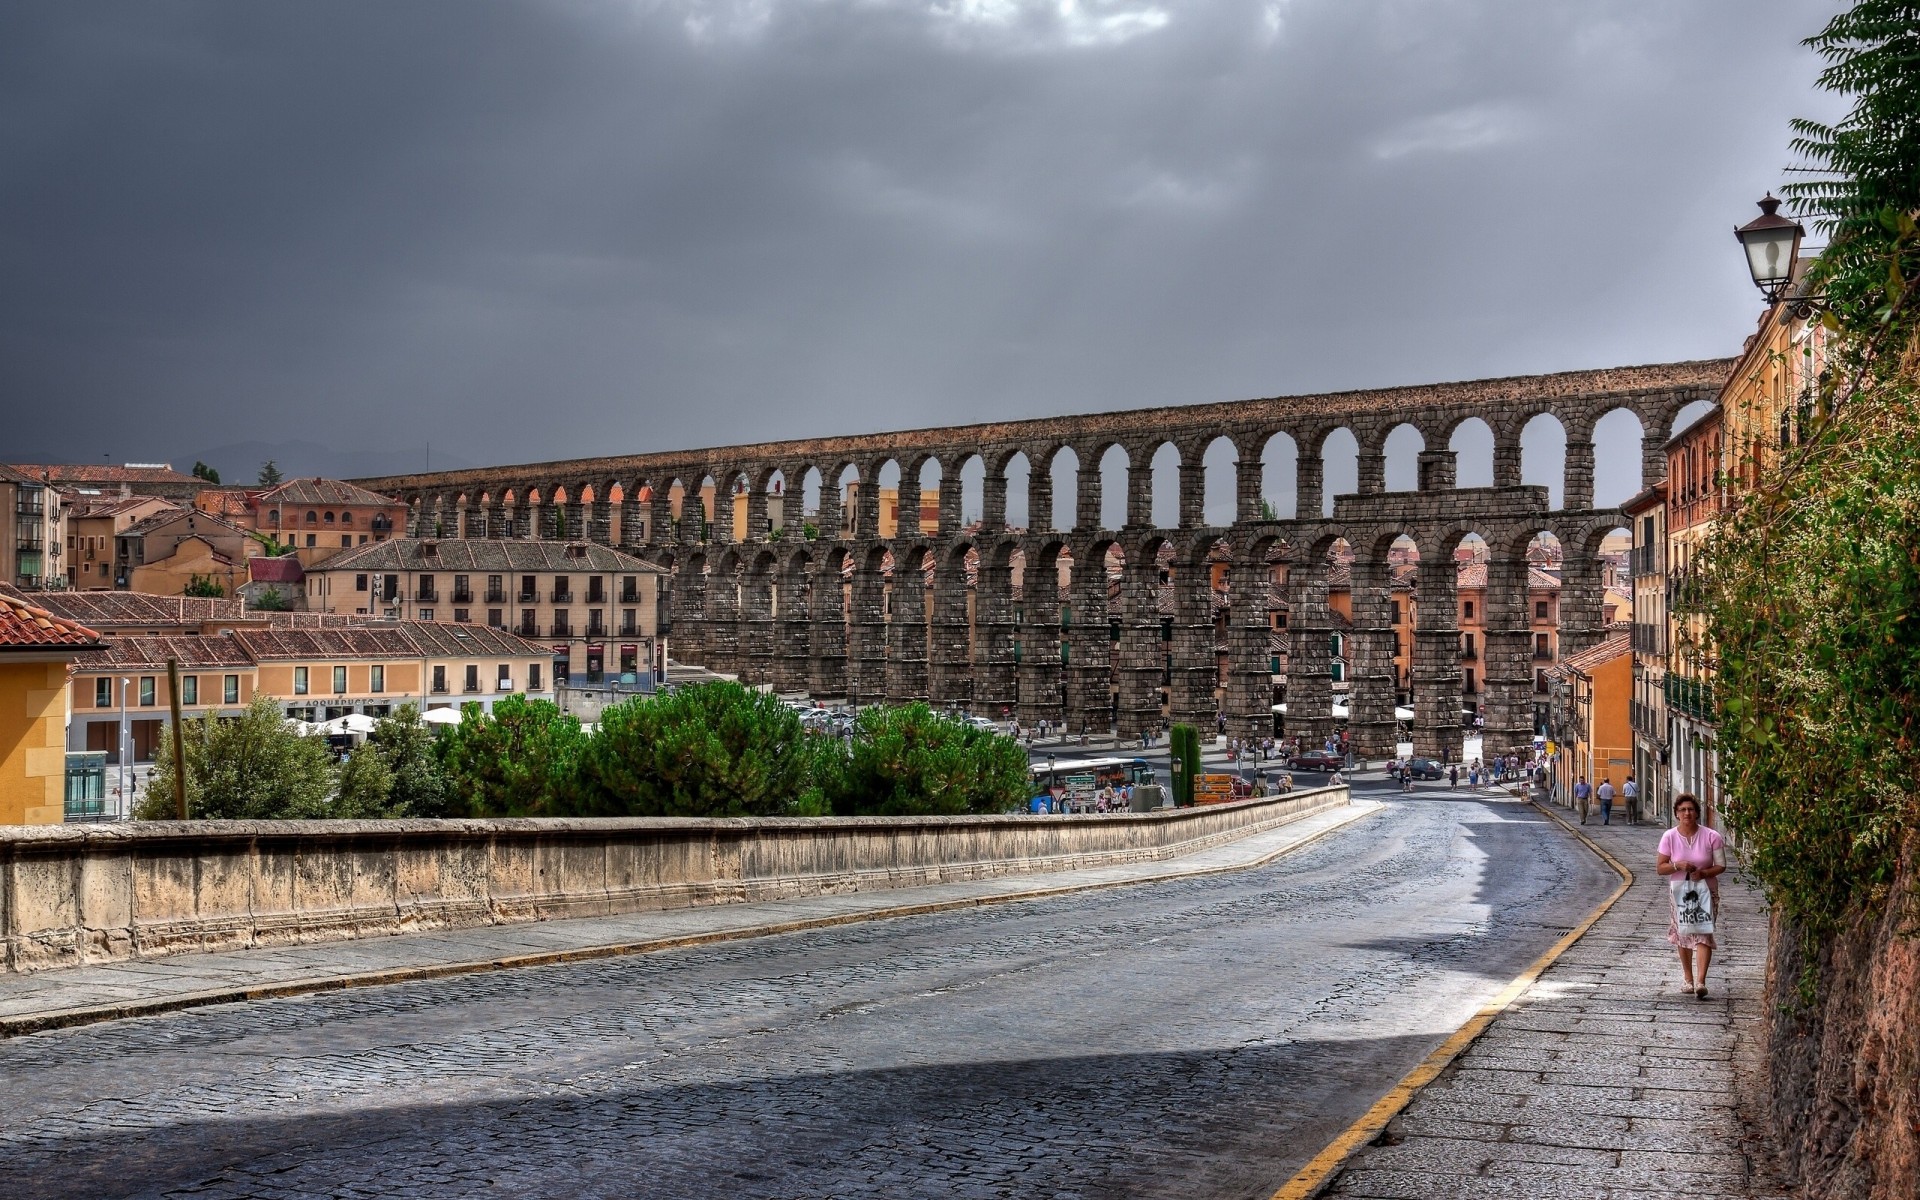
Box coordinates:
[0,591,104,825]
[1545,631,1633,813]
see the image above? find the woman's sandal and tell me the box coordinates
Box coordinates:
[1696,986,1709,1001]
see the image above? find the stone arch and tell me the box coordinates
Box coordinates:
[1259,431,1299,521]
[1096,444,1129,531]
[1382,423,1425,492]
[1318,427,1360,518]
[1202,435,1238,527]
[1447,417,1495,488]
[1589,406,1646,508]
[1519,413,1567,510]
[1000,450,1031,532]
[800,466,824,518]
[1044,444,1081,532]
[1148,441,1181,529]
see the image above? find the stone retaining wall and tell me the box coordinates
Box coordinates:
[0,787,1347,974]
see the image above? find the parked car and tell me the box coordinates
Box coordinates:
[1287,750,1345,772]
[1401,757,1446,781]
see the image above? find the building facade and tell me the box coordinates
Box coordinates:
[0,591,103,825]
[1544,631,1633,811]
[0,466,69,591]
[1623,482,1670,824]
[195,478,409,566]
[114,509,259,597]
[65,622,556,765]
[301,538,667,686]
[65,495,178,589]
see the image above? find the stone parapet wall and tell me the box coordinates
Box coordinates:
[0,787,1347,975]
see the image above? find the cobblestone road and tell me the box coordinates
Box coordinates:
[5,795,1615,1200]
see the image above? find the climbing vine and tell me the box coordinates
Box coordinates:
[1695,1,1920,951]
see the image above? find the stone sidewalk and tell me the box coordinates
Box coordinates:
[0,797,1379,1038]
[1323,808,1786,1199]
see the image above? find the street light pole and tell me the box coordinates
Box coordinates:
[117,677,130,820]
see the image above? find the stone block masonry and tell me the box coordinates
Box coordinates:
[0,787,1348,975]
[353,360,1731,760]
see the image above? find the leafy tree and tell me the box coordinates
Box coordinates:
[332,744,400,818]
[136,696,335,820]
[1169,723,1201,806]
[191,461,220,485]
[250,586,291,611]
[257,460,283,486]
[357,703,453,816]
[184,574,226,598]
[585,682,819,816]
[437,695,590,816]
[1701,0,1920,949]
[825,703,1028,816]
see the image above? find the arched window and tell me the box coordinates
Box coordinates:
[340,511,353,526]
[324,511,335,524]
[306,511,319,525]
[268,509,279,524]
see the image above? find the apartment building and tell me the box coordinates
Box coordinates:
[65,495,178,589]
[195,478,409,566]
[1543,630,1633,807]
[0,465,69,591]
[1666,404,1726,826]
[114,508,259,596]
[1622,482,1670,824]
[65,621,555,764]
[302,538,667,685]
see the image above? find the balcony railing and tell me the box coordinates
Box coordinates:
[619,621,639,637]
[485,589,507,604]
[551,590,574,605]
[416,589,438,603]
[551,621,574,638]
[519,591,539,604]
[587,619,605,637]
[1664,675,1715,722]
[452,589,473,604]
[463,682,482,693]
[518,621,538,637]
[431,682,450,694]
[620,587,639,604]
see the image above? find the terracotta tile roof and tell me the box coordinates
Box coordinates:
[401,622,554,658]
[83,635,254,670]
[1,586,248,629]
[311,537,664,574]
[10,464,200,486]
[227,621,551,662]
[0,591,103,650]
[68,495,176,520]
[249,557,305,583]
[1549,631,1631,679]
[259,478,405,508]
[194,489,256,518]
[230,627,426,661]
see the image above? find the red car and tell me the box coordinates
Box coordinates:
[1287,750,1345,772]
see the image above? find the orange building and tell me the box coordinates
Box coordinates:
[1545,630,1633,810]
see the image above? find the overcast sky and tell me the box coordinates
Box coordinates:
[1,1,1843,509]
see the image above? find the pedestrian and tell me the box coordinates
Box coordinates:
[1448,764,1458,788]
[1657,793,1726,999]
[1622,774,1638,825]
[1574,776,1593,823]
[1597,777,1616,825]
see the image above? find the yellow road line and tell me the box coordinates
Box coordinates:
[1266,797,1634,1200]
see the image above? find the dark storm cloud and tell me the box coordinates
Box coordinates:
[1,0,1842,498]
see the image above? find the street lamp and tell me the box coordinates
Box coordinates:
[1735,194,1804,304]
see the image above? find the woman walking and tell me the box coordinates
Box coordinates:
[1656,793,1726,999]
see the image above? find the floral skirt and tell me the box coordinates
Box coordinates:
[1667,884,1720,950]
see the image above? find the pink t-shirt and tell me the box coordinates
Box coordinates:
[1660,825,1725,886]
